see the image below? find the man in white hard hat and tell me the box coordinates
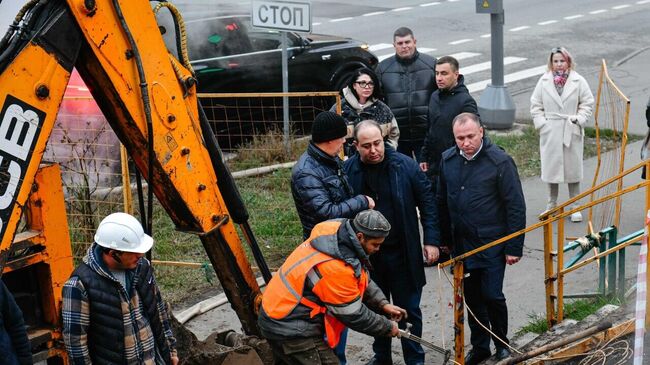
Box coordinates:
[62,213,179,365]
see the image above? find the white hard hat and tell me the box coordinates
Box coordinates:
[94,213,154,253]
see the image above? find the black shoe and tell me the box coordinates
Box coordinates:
[495,347,511,361]
[365,357,393,365]
[464,349,490,365]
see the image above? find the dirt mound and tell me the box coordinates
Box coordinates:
[171,315,273,365]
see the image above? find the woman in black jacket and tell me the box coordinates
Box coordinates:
[331,68,399,156]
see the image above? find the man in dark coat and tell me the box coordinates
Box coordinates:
[344,120,440,365]
[420,56,478,184]
[0,280,31,365]
[437,113,526,365]
[376,27,437,162]
[291,111,374,239]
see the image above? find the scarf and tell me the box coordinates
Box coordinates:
[553,70,569,95]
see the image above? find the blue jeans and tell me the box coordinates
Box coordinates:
[333,328,348,364]
[369,246,425,364]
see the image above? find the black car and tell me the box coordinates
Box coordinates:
[172,15,378,93]
[160,14,377,149]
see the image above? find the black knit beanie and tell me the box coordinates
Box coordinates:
[311,111,347,143]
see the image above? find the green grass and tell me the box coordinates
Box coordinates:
[517,296,623,335]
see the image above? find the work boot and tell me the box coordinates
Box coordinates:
[495,347,512,361]
[464,349,490,365]
[570,205,583,223]
[365,357,393,365]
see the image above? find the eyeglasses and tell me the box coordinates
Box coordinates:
[355,81,375,89]
[551,47,563,53]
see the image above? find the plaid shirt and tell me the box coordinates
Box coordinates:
[62,245,177,364]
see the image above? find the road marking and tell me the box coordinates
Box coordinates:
[480,34,491,38]
[612,4,631,9]
[467,65,547,93]
[449,39,473,45]
[312,22,321,26]
[564,14,584,20]
[509,26,530,32]
[638,0,650,4]
[589,9,608,14]
[419,47,437,53]
[448,52,481,61]
[420,2,441,6]
[330,17,354,22]
[538,20,558,25]
[462,57,526,76]
[369,43,393,52]
[363,11,385,16]
[392,7,413,12]
[378,54,393,62]
[448,0,461,2]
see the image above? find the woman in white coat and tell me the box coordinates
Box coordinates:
[530,47,594,222]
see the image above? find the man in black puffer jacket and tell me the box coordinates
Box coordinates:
[420,56,478,185]
[291,111,374,239]
[376,27,436,162]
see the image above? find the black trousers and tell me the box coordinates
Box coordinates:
[464,263,509,354]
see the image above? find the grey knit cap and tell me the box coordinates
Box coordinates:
[353,210,391,238]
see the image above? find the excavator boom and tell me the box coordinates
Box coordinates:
[0,0,264,338]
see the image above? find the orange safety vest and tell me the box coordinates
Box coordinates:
[262,220,368,348]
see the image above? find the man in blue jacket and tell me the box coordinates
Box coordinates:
[437,113,526,365]
[292,111,374,239]
[344,120,440,365]
[1,280,31,365]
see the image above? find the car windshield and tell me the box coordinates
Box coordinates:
[177,16,294,60]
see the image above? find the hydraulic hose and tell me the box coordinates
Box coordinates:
[111,0,155,235]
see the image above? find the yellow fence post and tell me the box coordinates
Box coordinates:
[120,144,133,215]
[454,261,465,365]
[543,218,556,328]
[557,208,565,322]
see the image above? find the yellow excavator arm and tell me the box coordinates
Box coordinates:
[0,0,268,338]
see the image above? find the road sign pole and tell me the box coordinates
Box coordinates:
[476,0,515,129]
[281,31,290,153]
[252,0,312,152]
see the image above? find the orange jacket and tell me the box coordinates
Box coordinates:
[259,219,392,346]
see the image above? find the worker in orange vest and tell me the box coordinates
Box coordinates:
[258,210,406,364]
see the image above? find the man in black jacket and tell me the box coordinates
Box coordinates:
[291,111,374,239]
[376,27,436,162]
[420,56,478,187]
[0,280,31,365]
[345,120,440,365]
[437,113,526,365]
